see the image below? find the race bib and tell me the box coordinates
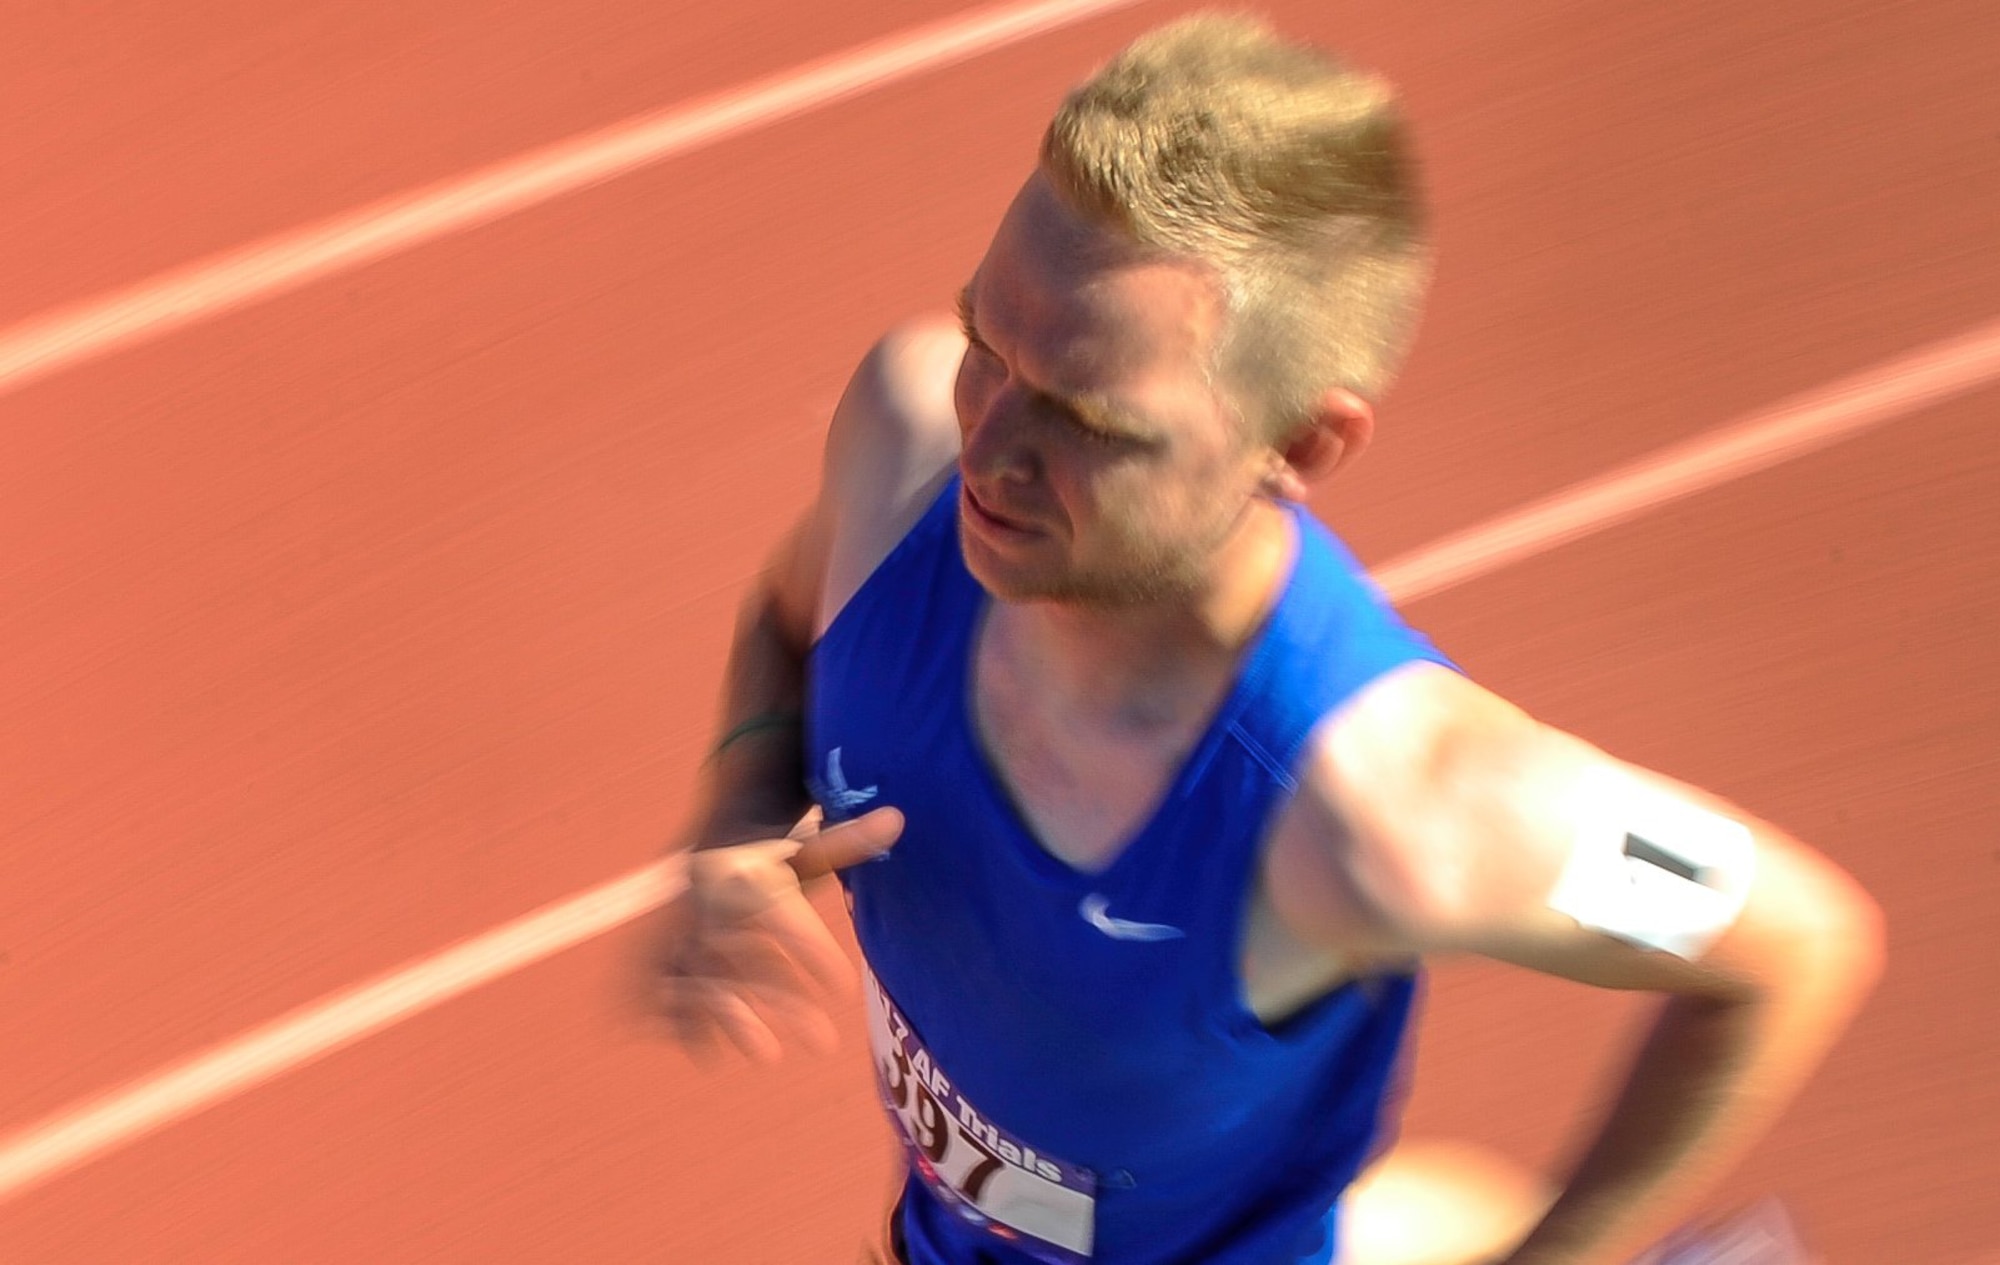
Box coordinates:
[863,969,1097,1262]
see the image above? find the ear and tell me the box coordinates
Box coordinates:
[1264,389,1375,501]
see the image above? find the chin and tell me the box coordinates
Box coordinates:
[959,524,1050,601]
[966,538,1187,609]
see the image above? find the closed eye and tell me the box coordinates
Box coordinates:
[957,282,1150,449]
[1058,396,1157,449]
[1062,411,1126,445]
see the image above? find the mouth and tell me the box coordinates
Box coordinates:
[961,483,1039,539]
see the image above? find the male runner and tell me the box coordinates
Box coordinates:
[651,16,1883,1264]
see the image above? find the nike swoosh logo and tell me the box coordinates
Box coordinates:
[1078,893,1183,941]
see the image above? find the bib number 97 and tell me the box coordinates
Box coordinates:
[880,1043,1005,1199]
[863,969,1097,1262]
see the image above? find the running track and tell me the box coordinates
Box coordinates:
[2,0,1995,1260]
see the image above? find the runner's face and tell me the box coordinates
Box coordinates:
[953,175,1269,606]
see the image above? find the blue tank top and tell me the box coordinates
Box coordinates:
[808,475,1454,1265]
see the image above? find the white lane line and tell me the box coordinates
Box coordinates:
[0,0,1151,402]
[1375,318,2000,603]
[3,316,1997,1203]
[0,861,685,1201]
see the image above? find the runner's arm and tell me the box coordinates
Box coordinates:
[680,319,965,852]
[1292,663,1885,1265]
[678,509,826,850]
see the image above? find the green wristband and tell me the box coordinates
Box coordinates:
[709,711,803,760]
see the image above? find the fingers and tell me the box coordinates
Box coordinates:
[659,959,842,1064]
[791,806,905,879]
[787,804,825,840]
[688,839,807,917]
[751,888,858,996]
[650,839,862,1063]
[662,977,786,1065]
[648,808,902,1063]
[684,841,852,992]
[658,941,805,1063]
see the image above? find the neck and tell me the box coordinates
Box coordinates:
[985,499,1296,732]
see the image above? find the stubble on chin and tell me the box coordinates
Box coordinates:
[960,519,1210,609]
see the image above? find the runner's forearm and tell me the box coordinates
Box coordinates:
[681,584,815,850]
[1505,925,1881,1264]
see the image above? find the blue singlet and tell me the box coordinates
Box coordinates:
[808,475,1454,1265]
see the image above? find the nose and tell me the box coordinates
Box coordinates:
[958,381,1040,487]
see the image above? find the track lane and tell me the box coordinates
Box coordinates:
[0,0,993,330]
[0,26,1143,1130]
[7,388,1995,1260]
[3,0,1995,1258]
[1399,386,2000,1262]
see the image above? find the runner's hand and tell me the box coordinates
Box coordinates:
[650,806,904,1064]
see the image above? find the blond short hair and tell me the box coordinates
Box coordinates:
[1040,13,1431,436]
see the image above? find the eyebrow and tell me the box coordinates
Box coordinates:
[954,280,1160,445]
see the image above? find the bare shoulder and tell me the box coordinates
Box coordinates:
[1261,660,1509,958]
[1275,660,1670,956]
[1268,661,1883,999]
[815,315,966,638]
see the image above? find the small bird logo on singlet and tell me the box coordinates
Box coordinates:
[1079,894,1183,941]
[811,747,879,812]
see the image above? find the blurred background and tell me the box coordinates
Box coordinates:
[1,0,1995,1259]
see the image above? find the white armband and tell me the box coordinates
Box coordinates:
[1546,765,1757,960]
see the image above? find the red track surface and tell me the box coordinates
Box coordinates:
[2,1,1995,1260]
